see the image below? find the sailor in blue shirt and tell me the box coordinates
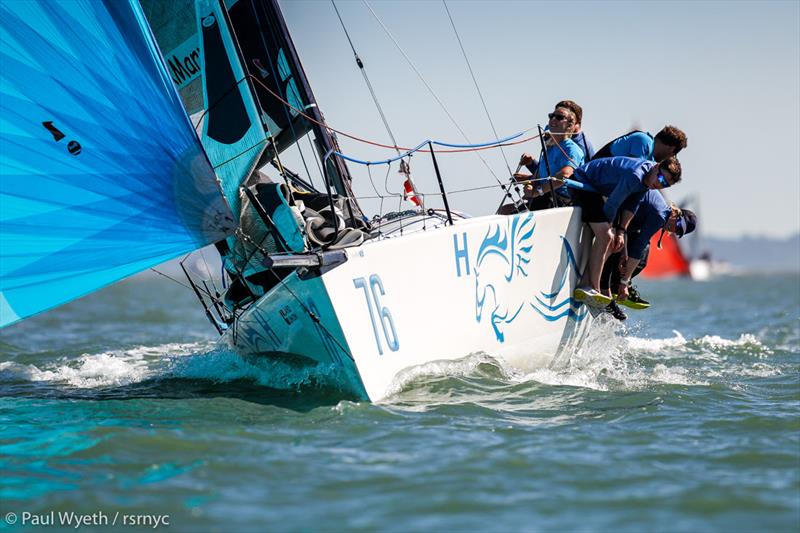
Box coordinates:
[603,131,655,160]
[505,102,585,212]
[528,133,584,208]
[601,196,697,318]
[572,157,662,222]
[557,99,595,159]
[519,100,594,174]
[592,126,687,163]
[624,191,671,262]
[569,156,683,307]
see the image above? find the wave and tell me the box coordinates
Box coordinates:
[0,324,784,402]
[383,352,510,401]
[625,331,771,355]
[0,341,356,398]
[382,320,783,398]
[164,348,356,394]
[0,342,204,388]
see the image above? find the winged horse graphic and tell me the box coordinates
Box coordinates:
[474,213,535,342]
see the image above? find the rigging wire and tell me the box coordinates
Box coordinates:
[248,73,540,153]
[332,0,424,211]
[248,0,316,184]
[365,164,386,223]
[150,267,195,292]
[350,175,554,200]
[442,0,514,178]
[209,118,538,177]
[361,0,506,185]
[331,0,402,156]
[305,130,324,186]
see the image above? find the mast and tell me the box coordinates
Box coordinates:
[228,0,364,222]
[267,0,353,195]
[141,0,365,224]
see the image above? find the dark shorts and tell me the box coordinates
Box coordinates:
[570,188,608,223]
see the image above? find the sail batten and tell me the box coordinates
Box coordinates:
[0,0,235,327]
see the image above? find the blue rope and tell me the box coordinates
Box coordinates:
[430,130,524,148]
[328,129,599,195]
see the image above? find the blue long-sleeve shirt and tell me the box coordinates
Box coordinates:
[572,156,656,222]
[626,190,669,259]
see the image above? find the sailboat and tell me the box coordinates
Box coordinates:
[640,232,692,279]
[0,0,593,401]
[640,196,717,281]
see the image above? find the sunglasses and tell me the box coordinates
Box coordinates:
[657,171,672,188]
[675,215,685,237]
[548,113,571,122]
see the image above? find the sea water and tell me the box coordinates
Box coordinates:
[1,272,798,532]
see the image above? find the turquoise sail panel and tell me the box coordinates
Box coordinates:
[0,0,235,327]
[194,0,268,218]
[142,0,284,217]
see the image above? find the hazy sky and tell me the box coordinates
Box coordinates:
[279,0,800,239]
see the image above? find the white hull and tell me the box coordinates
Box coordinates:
[226,208,593,401]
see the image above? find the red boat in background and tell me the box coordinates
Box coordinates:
[641,231,691,279]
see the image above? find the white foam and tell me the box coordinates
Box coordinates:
[695,333,768,351]
[520,366,611,391]
[383,352,507,399]
[650,363,710,386]
[625,330,688,352]
[737,363,782,378]
[2,338,358,395]
[625,332,771,362]
[2,342,208,388]
[3,327,779,397]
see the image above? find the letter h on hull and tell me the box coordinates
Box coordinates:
[453,232,470,277]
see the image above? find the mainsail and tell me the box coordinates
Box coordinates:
[0,0,234,327]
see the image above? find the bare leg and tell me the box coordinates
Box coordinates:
[587,222,613,292]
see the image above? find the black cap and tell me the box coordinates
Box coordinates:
[677,209,697,238]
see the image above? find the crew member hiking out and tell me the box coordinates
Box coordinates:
[600,191,697,320]
[568,156,683,307]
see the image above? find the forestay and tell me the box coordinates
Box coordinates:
[0,0,234,327]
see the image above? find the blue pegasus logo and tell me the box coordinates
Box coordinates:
[473,213,586,342]
[474,213,535,342]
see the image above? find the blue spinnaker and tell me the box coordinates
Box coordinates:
[0,0,235,327]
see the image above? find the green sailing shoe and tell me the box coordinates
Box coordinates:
[574,287,613,308]
[613,285,651,310]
